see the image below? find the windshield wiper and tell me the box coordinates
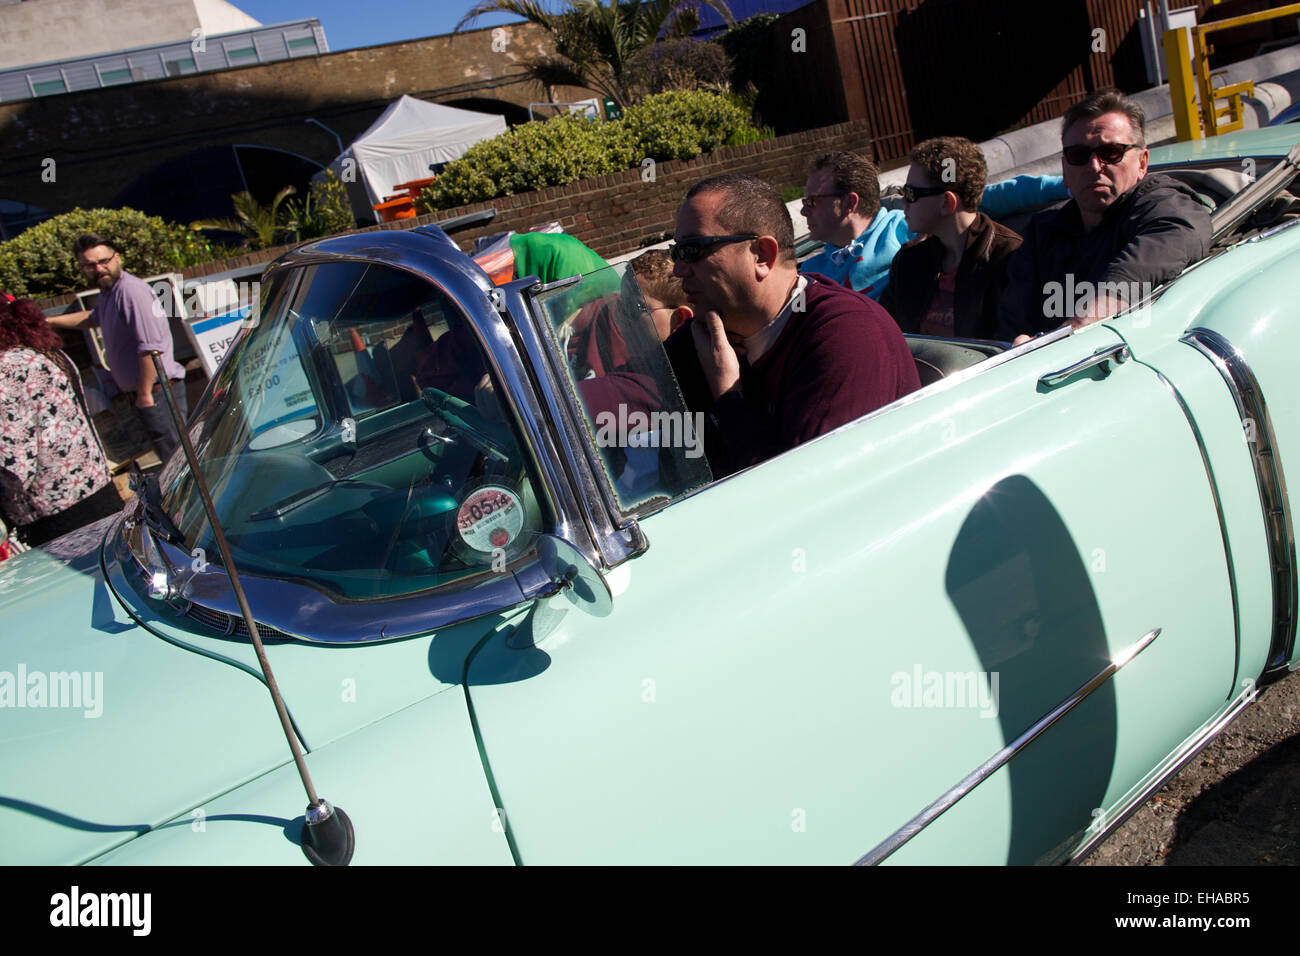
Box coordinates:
[138,470,186,544]
[248,477,376,521]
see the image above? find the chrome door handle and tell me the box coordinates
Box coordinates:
[1039,342,1131,389]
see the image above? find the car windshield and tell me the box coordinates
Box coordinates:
[156,261,544,600]
[528,262,712,514]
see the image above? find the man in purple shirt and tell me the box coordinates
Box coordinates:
[50,235,188,462]
[665,174,920,476]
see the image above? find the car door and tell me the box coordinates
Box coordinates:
[464,320,1238,865]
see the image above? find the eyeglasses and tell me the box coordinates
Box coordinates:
[901,184,949,204]
[801,193,843,210]
[79,251,118,271]
[1062,142,1141,167]
[669,234,758,264]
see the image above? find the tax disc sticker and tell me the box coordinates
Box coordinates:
[456,485,525,554]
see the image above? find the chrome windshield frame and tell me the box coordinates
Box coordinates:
[501,276,647,568]
[112,228,622,644]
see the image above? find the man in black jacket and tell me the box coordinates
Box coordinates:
[881,136,1023,340]
[996,89,1211,344]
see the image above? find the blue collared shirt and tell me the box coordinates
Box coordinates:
[799,175,1068,299]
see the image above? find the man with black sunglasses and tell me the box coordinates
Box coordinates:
[663,174,919,476]
[996,89,1211,343]
[797,151,1067,301]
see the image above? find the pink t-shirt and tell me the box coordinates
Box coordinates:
[920,268,959,338]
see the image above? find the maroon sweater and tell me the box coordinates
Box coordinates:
[665,273,920,475]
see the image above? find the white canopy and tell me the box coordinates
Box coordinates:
[321,95,507,216]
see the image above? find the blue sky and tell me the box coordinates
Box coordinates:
[233,1,807,50]
[236,1,525,51]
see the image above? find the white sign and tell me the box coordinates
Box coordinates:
[183,307,250,378]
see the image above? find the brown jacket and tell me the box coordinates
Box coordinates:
[880,212,1023,340]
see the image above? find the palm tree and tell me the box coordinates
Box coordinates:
[456,0,735,111]
[190,186,297,250]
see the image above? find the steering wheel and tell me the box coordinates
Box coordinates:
[420,387,512,462]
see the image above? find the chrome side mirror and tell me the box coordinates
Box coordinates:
[535,534,612,618]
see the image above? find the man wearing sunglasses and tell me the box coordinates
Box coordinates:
[663,174,919,476]
[996,88,1211,344]
[797,151,1067,301]
[879,136,1025,342]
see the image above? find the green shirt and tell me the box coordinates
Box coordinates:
[510,233,609,284]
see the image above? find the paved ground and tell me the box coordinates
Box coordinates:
[1084,666,1300,865]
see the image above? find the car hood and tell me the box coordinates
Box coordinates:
[0,519,517,864]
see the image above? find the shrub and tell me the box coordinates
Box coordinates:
[625,39,733,98]
[416,91,761,213]
[419,115,637,212]
[620,90,751,162]
[286,170,356,242]
[726,124,775,147]
[0,207,227,300]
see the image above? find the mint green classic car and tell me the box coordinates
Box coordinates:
[3,126,1299,866]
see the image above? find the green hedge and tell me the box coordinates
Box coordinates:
[0,207,225,300]
[419,91,763,213]
[620,89,751,161]
[421,114,638,211]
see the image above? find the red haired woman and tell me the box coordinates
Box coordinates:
[1,296,122,546]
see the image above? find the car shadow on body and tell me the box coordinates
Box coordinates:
[946,474,1117,864]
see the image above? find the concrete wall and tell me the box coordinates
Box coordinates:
[0,0,230,70]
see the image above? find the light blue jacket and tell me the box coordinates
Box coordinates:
[800,175,1068,299]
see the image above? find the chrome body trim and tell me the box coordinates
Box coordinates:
[1147,366,1242,686]
[1069,676,1259,863]
[1183,329,1297,676]
[854,628,1162,866]
[1239,213,1300,246]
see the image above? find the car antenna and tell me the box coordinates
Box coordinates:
[146,352,355,866]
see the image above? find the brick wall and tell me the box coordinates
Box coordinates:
[417,119,875,259]
[35,119,874,312]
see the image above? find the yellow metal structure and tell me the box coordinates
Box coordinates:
[1165,26,1200,141]
[1164,2,1300,141]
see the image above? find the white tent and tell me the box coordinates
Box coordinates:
[321,95,507,217]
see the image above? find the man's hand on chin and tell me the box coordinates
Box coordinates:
[689,310,742,400]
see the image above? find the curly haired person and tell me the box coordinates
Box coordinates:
[2,296,122,546]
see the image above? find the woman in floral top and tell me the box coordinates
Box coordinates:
[1,296,121,546]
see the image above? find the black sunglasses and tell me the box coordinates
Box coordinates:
[669,234,759,264]
[1062,142,1141,167]
[901,184,949,204]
